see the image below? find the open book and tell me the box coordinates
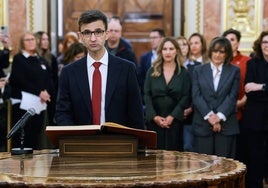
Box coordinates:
[46,122,157,148]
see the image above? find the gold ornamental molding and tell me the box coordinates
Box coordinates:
[196,0,201,33]
[0,0,7,26]
[29,0,34,32]
[184,0,203,37]
[223,0,262,53]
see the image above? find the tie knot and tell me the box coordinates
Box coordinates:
[93,62,101,69]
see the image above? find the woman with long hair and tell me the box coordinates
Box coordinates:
[144,36,191,151]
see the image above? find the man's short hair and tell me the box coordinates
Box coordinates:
[151,28,165,37]
[109,15,123,25]
[78,9,108,31]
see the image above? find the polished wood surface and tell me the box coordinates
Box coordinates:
[0,149,246,188]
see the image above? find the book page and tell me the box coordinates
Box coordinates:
[104,122,131,129]
[46,125,101,131]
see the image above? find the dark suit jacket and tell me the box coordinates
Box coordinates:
[105,38,137,65]
[192,63,240,136]
[242,57,268,131]
[0,48,10,77]
[55,54,145,130]
[183,60,201,125]
[138,51,153,98]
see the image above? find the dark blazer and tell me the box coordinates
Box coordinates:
[192,63,240,136]
[138,51,153,98]
[242,57,268,131]
[105,38,137,65]
[55,54,145,130]
[183,60,201,124]
[0,48,10,77]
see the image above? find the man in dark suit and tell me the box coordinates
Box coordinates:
[0,30,11,151]
[55,10,144,130]
[138,28,165,100]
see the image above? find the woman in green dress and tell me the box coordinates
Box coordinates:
[144,37,191,151]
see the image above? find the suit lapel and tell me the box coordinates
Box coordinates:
[203,64,215,92]
[105,55,122,109]
[73,57,91,113]
[217,64,230,92]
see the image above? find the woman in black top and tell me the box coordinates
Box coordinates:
[9,31,53,150]
[239,31,268,188]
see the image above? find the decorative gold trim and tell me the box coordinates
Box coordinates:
[223,0,261,53]
[196,0,201,33]
[29,0,34,32]
[0,0,7,26]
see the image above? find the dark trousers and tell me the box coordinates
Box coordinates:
[11,104,45,150]
[0,102,7,152]
[194,133,236,158]
[238,129,267,188]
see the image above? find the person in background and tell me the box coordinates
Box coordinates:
[9,31,53,150]
[222,28,251,161]
[0,28,11,78]
[105,15,137,65]
[0,29,11,152]
[239,31,268,188]
[35,31,58,126]
[58,42,87,75]
[144,36,191,151]
[138,28,165,101]
[222,28,251,122]
[55,9,144,130]
[192,37,240,158]
[177,36,201,151]
[57,32,79,72]
[56,36,64,57]
[0,76,8,152]
[188,32,209,64]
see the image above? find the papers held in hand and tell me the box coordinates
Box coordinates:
[46,122,157,149]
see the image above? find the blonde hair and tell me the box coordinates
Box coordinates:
[151,36,184,77]
[18,31,36,53]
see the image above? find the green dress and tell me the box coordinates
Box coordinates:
[144,66,191,151]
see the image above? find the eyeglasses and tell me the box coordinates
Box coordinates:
[80,29,105,38]
[24,38,35,42]
[261,41,268,45]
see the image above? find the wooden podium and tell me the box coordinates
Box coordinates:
[46,122,157,157]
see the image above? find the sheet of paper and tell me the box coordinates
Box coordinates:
[20,91,47,114]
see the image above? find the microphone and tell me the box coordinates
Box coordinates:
[6,108,36,139]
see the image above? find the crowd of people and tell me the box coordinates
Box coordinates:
[0,9,268,188]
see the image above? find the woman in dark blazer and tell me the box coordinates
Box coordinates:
[239,31,268,188]
[144,37,191,151]
[192,37,240,158]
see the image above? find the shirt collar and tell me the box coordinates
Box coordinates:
[22,50,37,58]
[210,62,223,71]
[87,49,109,67]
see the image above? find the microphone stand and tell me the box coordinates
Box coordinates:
[11,127,33,155]
[7,108,36,155]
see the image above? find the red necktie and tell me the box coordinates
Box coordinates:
[92,62,101,124]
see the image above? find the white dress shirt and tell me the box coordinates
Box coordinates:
[87,50,108,124]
